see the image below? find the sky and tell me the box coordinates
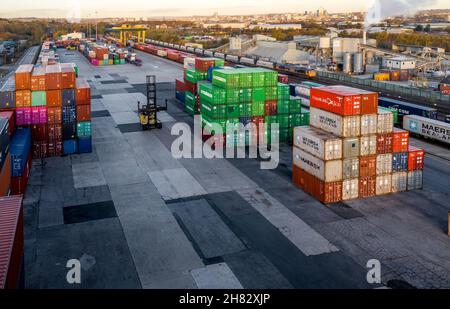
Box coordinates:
[0,0,448,18]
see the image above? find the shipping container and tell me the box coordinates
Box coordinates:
[392,128,409,153]
[343,137,359,158]
[343,157,359,179]
[15,64,33,90]
[391,172,407,193]
[60,65,76,89]
[310,86,361,116]
[0,154,11,196]
[78,136,92,153]
[292,165,342,203]
[46,90,62,107]
[47,107,62,124]
[407,170,423,190]
[403,115,450,146]
[360,114,377,135]
[376,153,393,175]
[0,111,15,136]
[376,133,393,154]
[31,107,47,125]
[76,105,91,122]
[0,195,24,289]
[293,126,342,160]
[31,91,46,107]
[0,76,16,109]
[377,107,394,134]
[195,58,215,72]
[15,108,32,126]
[10,128,31,177]
[407,146,424,171]
[77,121,91,137]
[359,176,376,198]
[360,135,377,156]
[392,152,408,172]
[15,90,31,108]
[378,97,437,120]
[45,64,62,90]
[360,155,377,177]
[62,89,76,106]
[342,178,359,200]
[293,146,343,182]
[10,149,32,195]
[376,174,392,195]
[63,139,77,154]
[0,118,10,171]
[63,122,77,140]
[31,67,46,91]
[310,107,360,137]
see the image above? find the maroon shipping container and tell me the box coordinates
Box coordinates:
[175,79,186,93]
[278,74,288,84]
[359,155,377,178]
[0,195,24,289]
[376,133,393,154]
[184,80,197,94]
[264,100,277,116]
[359,177,376,198]
[195,58,215,72]
[47,123,63,141]
[31,124,48,141]
[33,140,47,159]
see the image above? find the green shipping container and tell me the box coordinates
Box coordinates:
[185,100,196,115]
[265,87,277,101]
[214,58,225,67]
[200,101,227,119]
[226,104,240,118]
[378,106,399,124]
[185,91,196,106]
[264,115,278,125]
[238,103,252,117]
[289,113,310,127]
[277,114,290,128]
[252,87,265,102]
[77,121,92,137]
[185,69,198,83]
[239,88,253,103]
[264,70,278,87]
[251,101,265,116]
[289,96,302,114]
[73,64,79,76]
[226,88,240,104]
[31,91,46,107]
[120,59,126,64]
[212,69,240,89]
[251,70,265,88]
[114,59,120,65]
[199,83,226,105]
[103,60,108,65]
[203,115,238,135]
[239,70,253,88]
[277,100,290,115]
[277,83,290,101]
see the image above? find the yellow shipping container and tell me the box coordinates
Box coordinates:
[374,73,390,81]
[108,59,113,65]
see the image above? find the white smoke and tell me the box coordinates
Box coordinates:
[365,0,438,29]
[66,0,81,23]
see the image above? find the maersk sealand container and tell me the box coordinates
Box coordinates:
[403,115,450,146]
[378,97,438,121]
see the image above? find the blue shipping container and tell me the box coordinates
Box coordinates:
[239,117,252,126]
[63,139,77,155]
[78,137,92,153]
[378,97,438,120]
[175,91,185,103]
[10,127,31,177]
[392,152,408,172]
[207,66,220,82]
[62,89,76,106]
[62,106,77,123]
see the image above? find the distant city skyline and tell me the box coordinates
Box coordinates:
[0,0,448,19]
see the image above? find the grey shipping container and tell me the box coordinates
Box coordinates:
[0,118,10,172]
[0,76,16,109]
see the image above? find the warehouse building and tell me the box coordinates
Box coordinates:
[382,57,417,70]
[244,40,310,64]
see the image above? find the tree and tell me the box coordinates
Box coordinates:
[424,24,431,33]
[415,24,424,32]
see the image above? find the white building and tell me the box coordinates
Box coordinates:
[249,24,302,30]
[202,22,247,29]
[383,57,416,70]
[60,32,85,41]
[244,40,309,64]
[229,37,242,50]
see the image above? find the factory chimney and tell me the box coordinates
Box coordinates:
[363,30,367,45]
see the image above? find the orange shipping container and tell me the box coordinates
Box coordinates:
[376,133,393,154]
[408,146,424,171]
[76,105,91,121]
[292,165,342,204]
[47,107,62,124]
[15,90,31,108]
[60,65,76,89]
[359,176,376,198]
[45,65,62,90]
[31,67,46,91]
[0,155,11,196]
[359,155,377,178]
[75,78,91,105]
[14,64,34,90]
[392,127,409,153]
[46,90,62,107]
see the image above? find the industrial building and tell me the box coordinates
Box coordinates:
[248,23,303,30]
[244,40,310,64]
[382,57,417,70]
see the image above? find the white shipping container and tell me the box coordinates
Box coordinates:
[376,175,392,195]
[157,50,168,57]
[407,170,423,190]
[310,107,360,138]
[342,178,359,200]
[293,126,342,161]
[184,57,196,69]
[376,154,393,175]
[301,97,310,108]
[343,137,360,158]
[343,158,359,179]
[377,109,394,134]
[403,115,450,146]
[361,114,377,135]
[295,85,311,98]
[360,135,377,156]
[293,147,343,182]
[391,172,407,192]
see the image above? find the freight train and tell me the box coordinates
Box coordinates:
[403,115,450,146]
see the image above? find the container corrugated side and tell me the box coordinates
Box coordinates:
[391,172,407,192]
[293,126,342,160]
[407,170,423,190]
[376,154,393,175]
[376,175,392,195]
[343,137,359,158]
[310,107,360,137]
[377,108,394,134]
[361,114,377,135]
[360,135,377,156]
[359,176,376,198]
[310,86,361,116]
[343,157,359,180]
[342,178,359,200]
[293,146,342,182]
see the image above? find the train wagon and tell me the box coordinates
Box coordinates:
[403,115,450,145]
[378,97,438,121]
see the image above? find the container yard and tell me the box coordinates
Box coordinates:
[0,38,450,293]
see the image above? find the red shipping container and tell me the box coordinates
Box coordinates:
[33,140,47,159]
[14,64,33,90]
[45,65,62,90]
[359,155,377,178]
[75,78,91,105]
[310,86,361,116]
[376,133,393,154]
[60,65,76,89]
[184,80,197,94]
[0,155,11,196]
[0,195,24,289]
[359,177,376,198]
[10,152,32,195]
[76,105,91,122]
[31,67,46,91]
[195,58,215,72]
[350,88,378,115]
[278,74,289,84]
[46,90,62,107]
[392,127,409,153]
[264,100,277,116]
[47,140,63,157]
[0,111,15,136]
[31,124,48,141]
[47,123,63,141]
[47,107,62,124]
[175,79,186,92]
[408,146,424,171]
[293,165,342,204]
[15,90,31,108]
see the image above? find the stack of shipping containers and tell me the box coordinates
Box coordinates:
[78,41,126,66]
[292,85,424,203]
